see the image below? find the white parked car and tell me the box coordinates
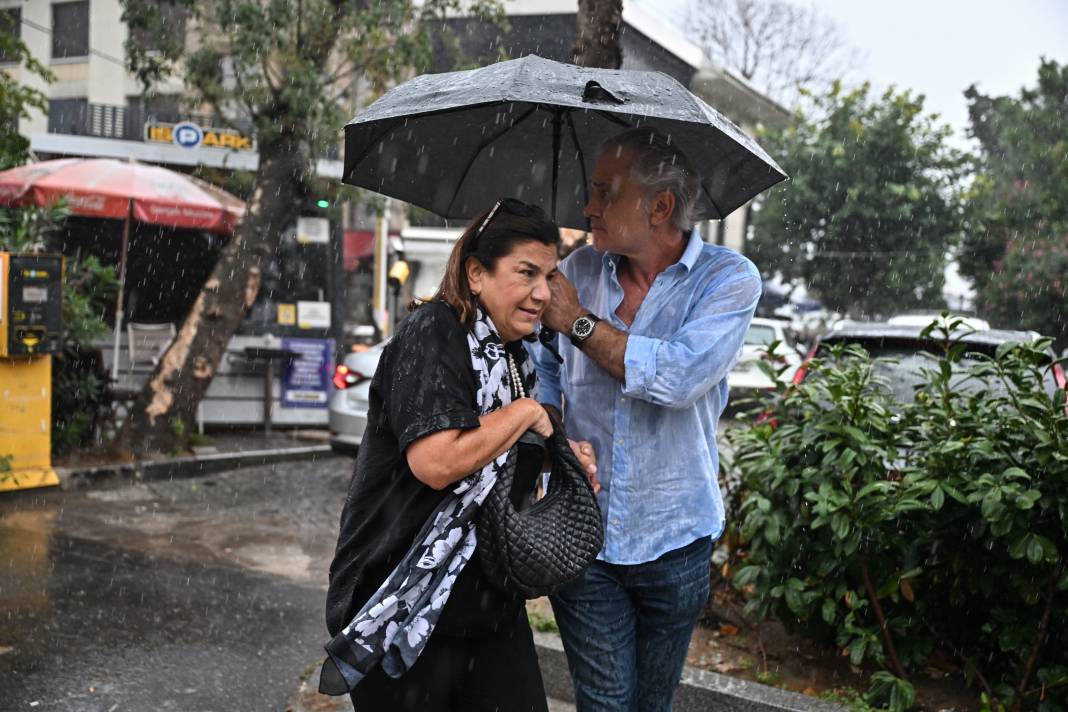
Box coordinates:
[329,340,387,456]
[728,318,804,396]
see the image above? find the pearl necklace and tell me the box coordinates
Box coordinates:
[507,352,526,400]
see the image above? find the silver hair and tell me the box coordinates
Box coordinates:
[601,127,702,233]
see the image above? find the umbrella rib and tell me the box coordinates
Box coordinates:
[592,110,632,129]
[444,104,539,216]
[551,110,562,220]
[702,182,724,220]
[565,112,589,215]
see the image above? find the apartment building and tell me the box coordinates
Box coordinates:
[2,0,341,176]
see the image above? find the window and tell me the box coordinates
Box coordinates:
[0,7,21,63]
[52,1,89,59]
[48,97,88,135]
[143,94,182,124]
[744,324,778,347]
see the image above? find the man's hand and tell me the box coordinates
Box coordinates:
[568,438,600,494]
[542,272,584,333]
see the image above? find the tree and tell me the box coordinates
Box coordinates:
[749,83,967,318]
[960,59,1068,346]
[683,0,855,108]
[573,0,622,69]
[115,0,499,455]
[0,21,54,168]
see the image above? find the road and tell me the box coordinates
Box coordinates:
[0,417,774,712]
[0,454,357,711]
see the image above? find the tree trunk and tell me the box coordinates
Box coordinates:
[112,133,306,456]
[572,0,623,69]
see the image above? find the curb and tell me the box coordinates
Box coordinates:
[533,632,846,712]
[55,445,334,490]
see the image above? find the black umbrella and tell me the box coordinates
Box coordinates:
[343,55,787,230]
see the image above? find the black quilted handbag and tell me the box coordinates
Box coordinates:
[477,416,604,599]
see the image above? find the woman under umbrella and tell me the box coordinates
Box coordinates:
[323,199,589,711]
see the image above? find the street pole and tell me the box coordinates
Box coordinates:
[372,199,391,338]
[110,199,133,380]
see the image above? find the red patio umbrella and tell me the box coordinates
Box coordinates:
[0,158,245,232]
[0,158,246,377]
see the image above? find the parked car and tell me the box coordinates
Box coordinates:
[887,312,990,332]
[728,317,804,396]
[794,322,1066,401]
[329,340,387,456]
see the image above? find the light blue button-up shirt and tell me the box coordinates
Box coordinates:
[532,231,761,565]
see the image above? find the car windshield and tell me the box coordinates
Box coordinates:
[746,325,778,347]
[869,348,983,403]
[816,340,1058,403]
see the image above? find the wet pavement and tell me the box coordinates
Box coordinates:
[0,454,356,711]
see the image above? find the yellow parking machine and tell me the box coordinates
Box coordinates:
[0,253,63,492]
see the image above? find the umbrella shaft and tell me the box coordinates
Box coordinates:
[551,112,562,222]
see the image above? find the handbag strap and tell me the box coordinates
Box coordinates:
[517,430,546,448]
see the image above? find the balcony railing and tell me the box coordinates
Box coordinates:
[87,103,126,139]
[47,101,138,141]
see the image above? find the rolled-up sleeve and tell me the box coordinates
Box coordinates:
[622,267,761,409]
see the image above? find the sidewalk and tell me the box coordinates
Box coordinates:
[54,428,335,490]
[287,631,842,712]
[286,676,575,711]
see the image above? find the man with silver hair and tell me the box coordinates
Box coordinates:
[534,127,761,711]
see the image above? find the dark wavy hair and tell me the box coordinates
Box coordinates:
[419,199,560,330]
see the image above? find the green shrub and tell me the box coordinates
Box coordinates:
[727,318,1068,711]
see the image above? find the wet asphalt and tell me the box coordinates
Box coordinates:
[0,454,357,712]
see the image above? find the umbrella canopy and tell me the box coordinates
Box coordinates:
[344,55,787,230]
[0,158,244,235]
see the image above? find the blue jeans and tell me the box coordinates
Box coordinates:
[550,537,713,712]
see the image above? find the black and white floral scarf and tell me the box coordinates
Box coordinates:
[319,307,535,695]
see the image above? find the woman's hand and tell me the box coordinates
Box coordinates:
[518,398,554,438]
[408,398,551,490]
[568,439,601,494]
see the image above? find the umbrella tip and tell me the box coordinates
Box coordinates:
[582,81,624,105]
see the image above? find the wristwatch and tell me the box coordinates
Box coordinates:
[569,313,601,347]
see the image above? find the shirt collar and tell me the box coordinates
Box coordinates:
[600,229,704,276]
[676,229,704,273]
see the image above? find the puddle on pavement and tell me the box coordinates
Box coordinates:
[85,485,156,502]
[229,541,313,581]
[0,507,59,604]
[0,503,60,656]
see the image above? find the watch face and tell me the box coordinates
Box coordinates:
[573,317,594,339]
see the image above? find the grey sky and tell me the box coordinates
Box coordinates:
[645,0,1068,143]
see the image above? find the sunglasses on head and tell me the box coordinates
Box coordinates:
[469,198,537,249]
